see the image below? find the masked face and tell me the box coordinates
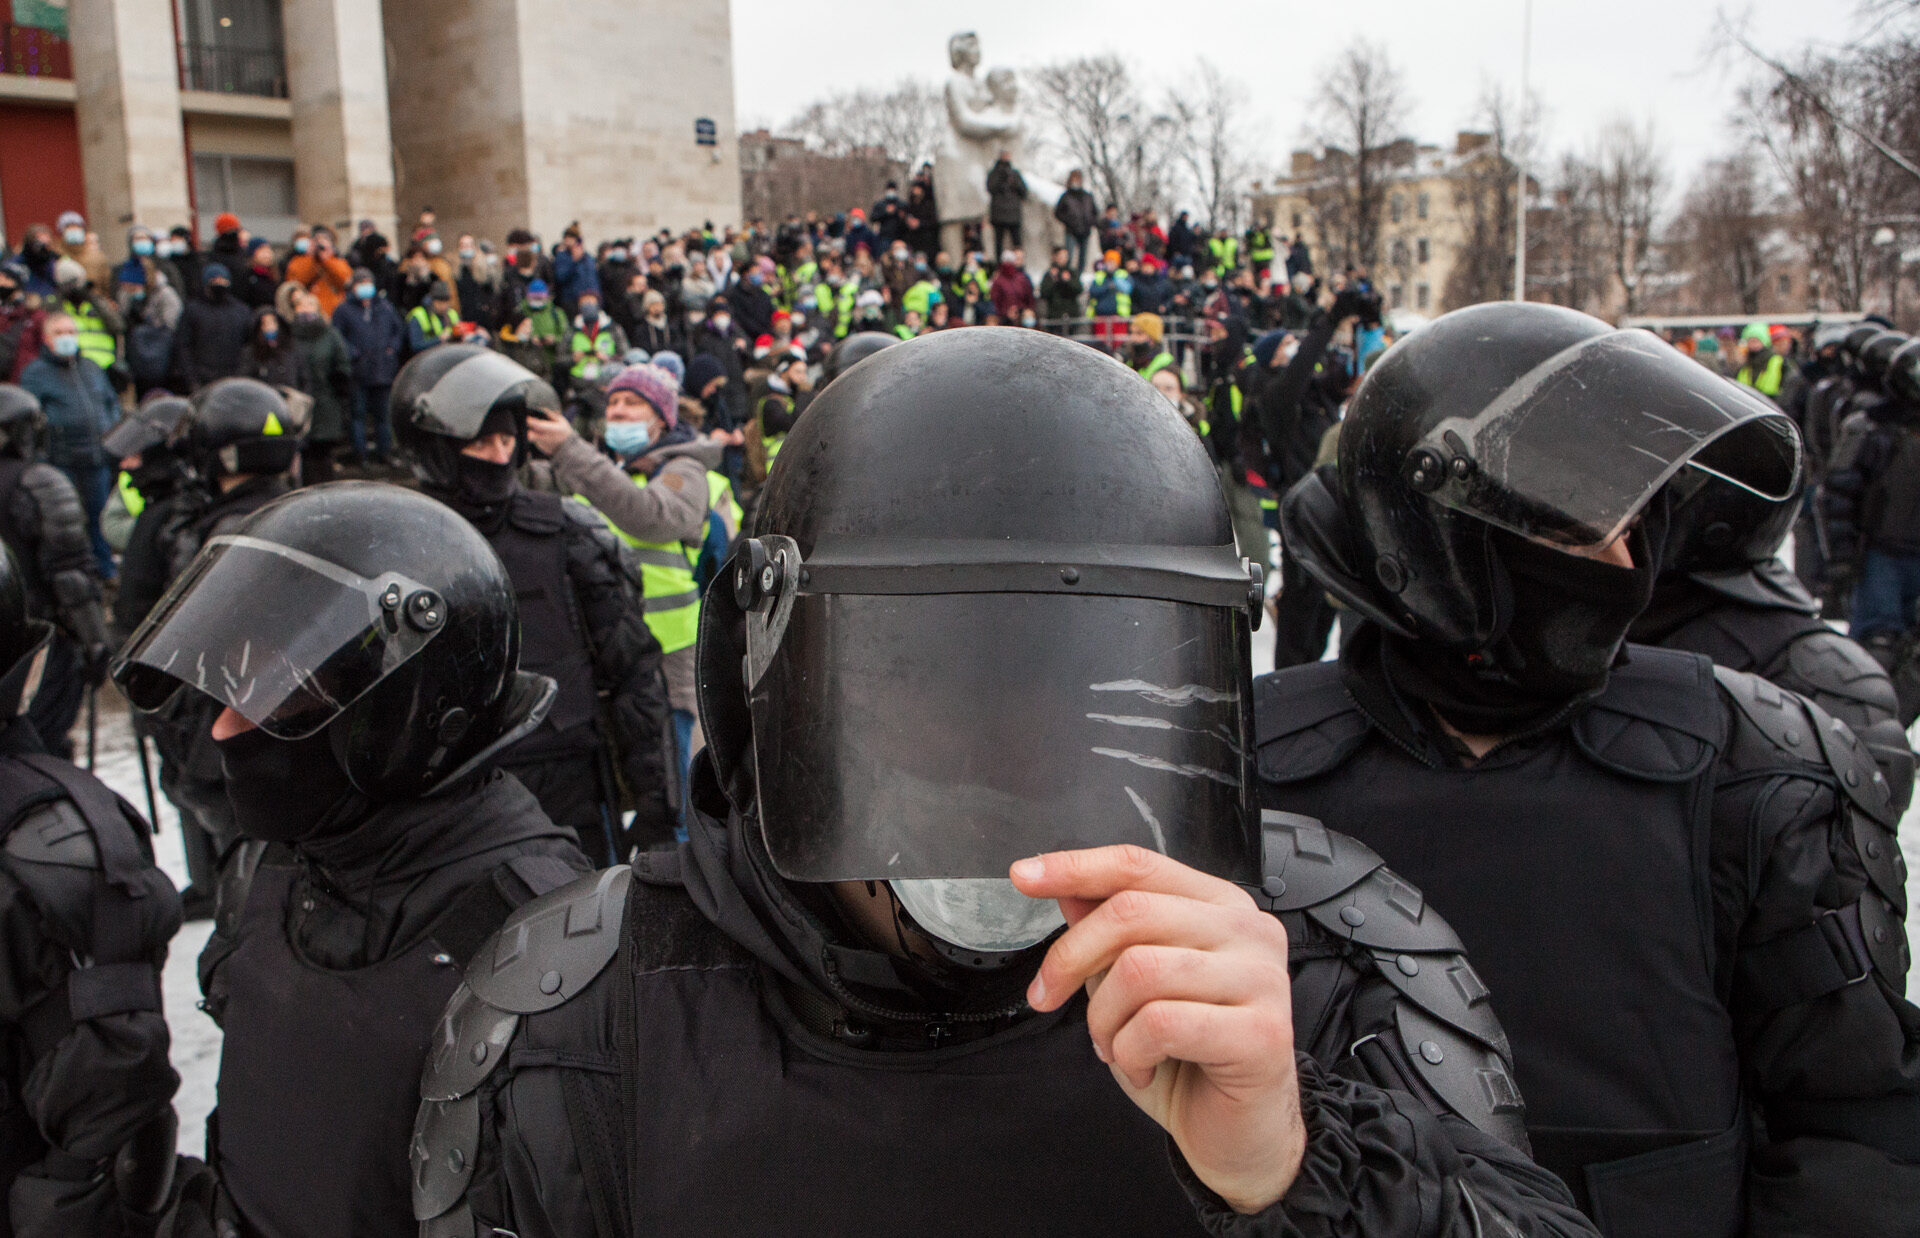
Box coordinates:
[132,238,155,257]
[425,238,443,256]
[217,724,357,843]
[63,226,85,247]
[293,237,311,254]
[890,878,1065,954]
[355,283,375,301]
[602,420,652,456]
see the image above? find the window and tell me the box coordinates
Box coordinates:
[193,153,296,242]
[1389,284,1404,308]
[1391,239,1410,268]
[1417,192,1430,220]
[1291,211,1302,230]
[1417,237,1429,264]
[1777,273,1791,295]
[1389,194,1404,224]
[1416,283,1430,310]
[175,0,286,96]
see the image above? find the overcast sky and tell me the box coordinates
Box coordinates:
[729,0,1860,194]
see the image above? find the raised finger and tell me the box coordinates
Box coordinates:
[1028,888,1243,1012]
[1010,845,1252,911]
[1083,943,1288,1063]
[1109,998,1294,1092]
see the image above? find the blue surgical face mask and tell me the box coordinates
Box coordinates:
[293,238,310,254]
[50,335,80,358]
[354,283,375,300]
[132,238,154,257]
[603,420,652,456]
[261,328,278,343]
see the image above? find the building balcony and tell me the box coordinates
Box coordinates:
[2,22,70,78]
[177,40,285,98]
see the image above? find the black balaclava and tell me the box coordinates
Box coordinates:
[217,724,359,844]
[1383,498,1666,735]
[455,453,516,507]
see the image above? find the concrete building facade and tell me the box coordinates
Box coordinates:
[0,0,739,249]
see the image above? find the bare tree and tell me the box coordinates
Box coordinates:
[785,79,946,168]
[1531,153,1609,315]
[1164,61,1256,232]
[1733,30,1920,314]
[1307,38,1411,269]
[1589,117,1668,315]
[1674,152,1776,314]
[1443,83,1537,309]
[1030,55,1176,216]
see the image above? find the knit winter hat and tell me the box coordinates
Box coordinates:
[606,363,679,426]
[686,354,725,393]
[650,351,685,385]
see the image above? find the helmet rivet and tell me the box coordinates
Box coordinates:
[1449,456,1471,479]
[760,565,777,591]
[1406,450,1443,492]
[437,708,471,746]
[1375,555,1407,594]
[405,590,444,631]
[1060,567,1080,585]
[381,585,402,610]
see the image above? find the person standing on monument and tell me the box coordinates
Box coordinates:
[987,152,1028,260]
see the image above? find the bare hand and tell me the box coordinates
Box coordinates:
[1012,846,1305,1215]
[524,409,575,455]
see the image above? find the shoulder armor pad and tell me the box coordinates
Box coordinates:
[1395,1002,1531,1152]
[3,799,99,868]
[505,488,566,535]
[410,1093,479,1223]
[1253,663,1370,785]
[1718,666,1900,826]
[1784,629,1901,717]
[464,864,630,1014]
[421,981,520,1102]
[1572,646,1724,781]
[1249,810,1385,911]
[1689,561,1820,615]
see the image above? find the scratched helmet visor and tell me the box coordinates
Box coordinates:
[1411,328,1801,549]
[112,534,443,739]
[749,591,1256,883]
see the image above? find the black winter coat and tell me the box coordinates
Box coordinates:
[171,292,253,391]
[986,159,1028,227]
[1053,186,1097,238]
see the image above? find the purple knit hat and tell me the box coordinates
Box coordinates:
[606,363,678,427]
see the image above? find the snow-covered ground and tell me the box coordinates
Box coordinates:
[78,558,1920,1156]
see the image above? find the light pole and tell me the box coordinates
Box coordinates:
[1514,0,1532,301]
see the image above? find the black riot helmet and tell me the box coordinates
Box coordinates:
[1858,330,1910,386]
[821,330,897,386]
[1889,338,1920,407]
[104,393,192,460]
[113,482,552,801]
[1662,423,1805,576]
[391,344,558,492]
[186,378,306,479]
[698,327,1261,954]
[1842,324,1882,359]
[0,384,46,461]
[1282,303,1801,653]
[0,542,51,719]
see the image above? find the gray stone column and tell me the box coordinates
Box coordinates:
[68,0,193,235]
[285,0,397,239]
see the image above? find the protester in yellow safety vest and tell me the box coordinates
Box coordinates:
[1245,223,1275,273]
[524,361,726,804]
[568,291,629,390]
[812,258,858,340]
[1127,312,1173,380]
[53,258,122,374]
[1735,321,1791,401]
[1207,232,1238,277]
[745,344,811,485]
[405,282,460,355]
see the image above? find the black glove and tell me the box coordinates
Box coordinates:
[1329,287,1371,324]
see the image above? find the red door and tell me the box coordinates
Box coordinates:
[0,102,85,249]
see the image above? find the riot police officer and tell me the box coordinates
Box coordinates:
[0,542,184,1236]
[1628,444,1915,808]
[1262,302,1920,1234]
[120,378,305,915]
[111,482,589,1238]
[0,384,111,761]
[392,345,675,860]
[411,329,1596,1237]
[104,395,193,645]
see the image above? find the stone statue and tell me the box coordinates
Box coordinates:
[935,31,1060,267]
